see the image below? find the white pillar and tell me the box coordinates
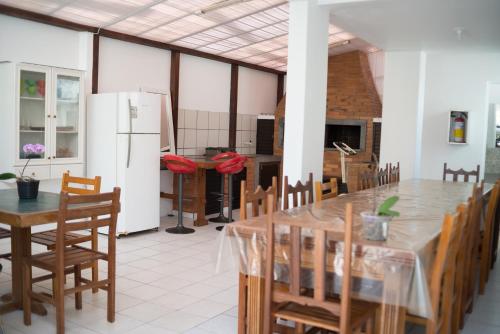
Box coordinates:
[282,0,329,187]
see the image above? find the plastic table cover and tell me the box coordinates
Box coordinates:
[216,179,492,319]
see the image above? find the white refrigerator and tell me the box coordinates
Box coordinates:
[87,92,160,236]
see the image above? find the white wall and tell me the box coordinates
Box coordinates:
[98,37,171,93]
[368,51,385,100]
[381,51,500,180]
[179,54,231,113]
[380,51,426,180]
[237,67,277,115]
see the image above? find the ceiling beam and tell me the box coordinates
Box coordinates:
[0,4,285,75]
[167,1,287,43]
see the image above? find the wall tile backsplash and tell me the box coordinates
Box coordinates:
[176,109,257,156]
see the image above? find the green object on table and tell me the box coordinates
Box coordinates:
[0,189,60,214]
[378,195,400,217]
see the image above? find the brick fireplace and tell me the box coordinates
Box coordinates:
[274,50,382,189]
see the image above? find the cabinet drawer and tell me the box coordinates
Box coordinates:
[18,165,51,180]
[50,163,84,179]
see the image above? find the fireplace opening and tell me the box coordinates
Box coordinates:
[324,119,366,151]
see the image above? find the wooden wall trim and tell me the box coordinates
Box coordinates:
[91,34,99,94]
[170,50,180,145]
[277,73,284,106]
[0,4,286,76]
[229,64,239,150]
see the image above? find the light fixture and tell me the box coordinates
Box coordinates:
[330,40,350,48]
[195,0,251,15]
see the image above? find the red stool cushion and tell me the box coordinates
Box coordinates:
[163,155,197,174]
[216,155,247,175]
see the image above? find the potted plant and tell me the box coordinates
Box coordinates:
[361,195,400,241]
[1,144,45,200]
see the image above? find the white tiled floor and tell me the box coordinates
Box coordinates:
[0,215,499,333]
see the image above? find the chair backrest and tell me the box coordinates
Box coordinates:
[263,196,354,333]
[442,163,480,182]
[314,178,338,202]
[283,173,314,210]
[61,172,101,195]
[480,182,500,289]
[359,169,376,190]
[388,162,400,183]
[377,165,389,186]
[428,204,466,333]
[240,176,278,220]
[55,188,121,265]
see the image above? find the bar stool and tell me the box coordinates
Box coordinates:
[163,154,197,234]
[209,152,240,224]
[214,154,247,231]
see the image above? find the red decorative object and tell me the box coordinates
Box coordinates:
[215,155,247,175]
[36,79,45,96]
[162,154,196,174]
[211,151,239,161]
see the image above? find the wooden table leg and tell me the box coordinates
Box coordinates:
[195,168,208,227]
[379,264,408,334]
[246,275,265,334]
[0,227,47,316]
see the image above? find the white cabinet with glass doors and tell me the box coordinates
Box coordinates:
[0,62,85,180]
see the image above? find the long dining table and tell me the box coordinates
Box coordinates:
[0,189,61,315]
[217,179,493,334]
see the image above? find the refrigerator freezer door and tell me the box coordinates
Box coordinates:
[117,92,161,134]
[114,133,160,235]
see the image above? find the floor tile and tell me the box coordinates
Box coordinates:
[149,311,208,332]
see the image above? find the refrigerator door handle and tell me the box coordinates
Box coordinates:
[126,99,137,168]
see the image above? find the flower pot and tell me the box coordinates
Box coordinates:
[17,180,40,200]
[360,212,392,241]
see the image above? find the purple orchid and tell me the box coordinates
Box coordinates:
[19,143,45,180]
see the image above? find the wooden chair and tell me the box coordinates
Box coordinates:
[443,163,480,182]
[407,203,467,334]
[388,162,400,183]
[359,169,376,190]
[23,188,121,334]
[263,198,377,333]
[0,227,12,260]
[31,172,102,293]
[238,177,278,334]
[283,173,314,210]
[314,178,338,201]
[377,165,389,186]
[479,181,500,294]
[458,184,483,328]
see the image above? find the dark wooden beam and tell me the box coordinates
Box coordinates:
[170,50,180,146]
[276,73,284,106]
[0,4,286,76]
[228,64,239,150]
[0,4,97,32]
[91,34,99,94]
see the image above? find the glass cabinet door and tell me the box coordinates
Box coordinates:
[18,67,48,161]
[53,71,81,160]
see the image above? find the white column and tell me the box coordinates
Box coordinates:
[282,0,329,187]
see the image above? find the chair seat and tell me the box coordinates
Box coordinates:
[0,227,11,239]
[274,298,377,332]
[31,230,91,249]
[26,247,107,272]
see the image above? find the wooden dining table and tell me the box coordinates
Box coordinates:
[0,189,61,315]
[219,179,493,334]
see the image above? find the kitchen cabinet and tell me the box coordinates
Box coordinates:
[0,62,85,179]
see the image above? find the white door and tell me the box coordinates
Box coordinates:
[117,92,161,134]
[115,133,160,235]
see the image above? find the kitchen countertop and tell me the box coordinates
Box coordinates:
[161,154,281,170]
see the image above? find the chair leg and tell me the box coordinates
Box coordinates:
[237,273,247,334]
[22,261,32,326]
[74,265,82,310]
[107,264,116,322]
[91,227,99,294]
[55,270,65,334]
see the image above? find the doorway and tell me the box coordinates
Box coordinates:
[485,83,500,183]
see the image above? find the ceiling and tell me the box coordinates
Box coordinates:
[0,0,377,71]
[324,0,500,52]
